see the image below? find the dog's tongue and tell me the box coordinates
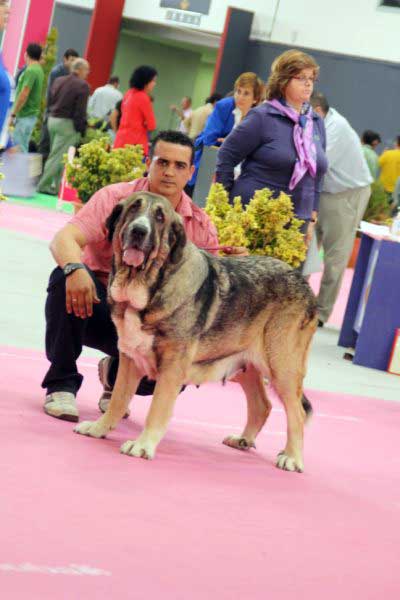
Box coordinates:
[123,248,145,268]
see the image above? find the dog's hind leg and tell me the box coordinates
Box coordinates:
[273,375,306,472]
[223,364,272,451]
[269,318,315,473]
[74,352,141,439]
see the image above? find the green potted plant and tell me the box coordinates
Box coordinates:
[205,183,306,268]
[65,137,146,207]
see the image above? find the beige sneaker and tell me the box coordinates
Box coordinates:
[98,356,130,418]
[44,391,79,423]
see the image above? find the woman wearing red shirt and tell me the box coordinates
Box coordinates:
[114,65,157,155]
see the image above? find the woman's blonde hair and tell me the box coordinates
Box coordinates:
[265,50,319,101]
[234,72,265,105]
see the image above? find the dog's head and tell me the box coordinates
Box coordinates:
[106,192,187,273]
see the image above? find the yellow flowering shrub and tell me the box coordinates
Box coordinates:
[205,183,306,268]
[65,137,146,203]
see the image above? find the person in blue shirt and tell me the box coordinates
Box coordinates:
[186,72,264,194]
[0,1,11,150]
[0,55,11,144]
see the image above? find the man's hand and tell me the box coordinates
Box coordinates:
[223,246,249,257]
[65,268,100,319]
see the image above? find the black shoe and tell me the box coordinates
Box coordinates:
[136,377,186,396]
[99,357,185,401]
[136,376,157,396]
[98,356,130,417]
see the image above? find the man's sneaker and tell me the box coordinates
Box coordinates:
[44,392,79,422]
[98,356,130,418]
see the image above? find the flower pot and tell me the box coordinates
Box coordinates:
[347,237,360,269]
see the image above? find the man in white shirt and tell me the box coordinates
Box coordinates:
[183,92,222,139]
[88,75,123,121]
[311,93,372,326]
[170,96,192,134]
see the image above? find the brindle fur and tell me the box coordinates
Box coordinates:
[74,192,318,472]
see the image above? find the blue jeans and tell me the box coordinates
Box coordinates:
[13,115,37,153]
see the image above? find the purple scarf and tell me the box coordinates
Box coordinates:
[267,98,317,190]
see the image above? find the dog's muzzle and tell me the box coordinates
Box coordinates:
[122,218,152,269]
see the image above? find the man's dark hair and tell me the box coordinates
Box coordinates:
[396,135,400,147]
[64,48,79,60]
[205,92,223,105]
[129,65,158,90]
[26,43,42,61]
[362,130,381,145]
[109,75,120,85]
[310,92,330,115]
[149,130,195,165]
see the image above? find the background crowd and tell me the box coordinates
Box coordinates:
[0,0,399,337]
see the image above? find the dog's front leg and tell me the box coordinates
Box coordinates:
[120,369,183,460]
[74,352,141,439]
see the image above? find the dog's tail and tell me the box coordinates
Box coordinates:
[302,393,313,422]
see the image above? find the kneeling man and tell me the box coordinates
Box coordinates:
[42,131,222,421]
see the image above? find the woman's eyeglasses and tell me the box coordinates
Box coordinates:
[292,76,318,84]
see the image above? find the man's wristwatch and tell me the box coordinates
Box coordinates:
[63,262,86,277]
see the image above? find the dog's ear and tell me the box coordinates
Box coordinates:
[168,220,187,264]
[105,203,124,242]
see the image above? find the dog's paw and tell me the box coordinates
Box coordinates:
[276,451,304,473]
[222,435,256,451]
[120,438,156,460]
[74,420,108,439]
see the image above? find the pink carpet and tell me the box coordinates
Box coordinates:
[0,202,70,242]
[1,346,399,599]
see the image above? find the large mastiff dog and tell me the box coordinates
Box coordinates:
[75,192,317,472]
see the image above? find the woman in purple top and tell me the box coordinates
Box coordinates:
[216,49,328,246]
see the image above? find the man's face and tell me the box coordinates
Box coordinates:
[146,141,195,200]
[181,97,191,110]
[77,65,90,80]
[64,56,78,71]
[0,2,10,31]
[312,104,325,118]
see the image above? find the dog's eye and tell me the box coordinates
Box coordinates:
[132,199,142,210]
[155,207,165,223]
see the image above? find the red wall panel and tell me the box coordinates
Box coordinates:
[84,0,125,91]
